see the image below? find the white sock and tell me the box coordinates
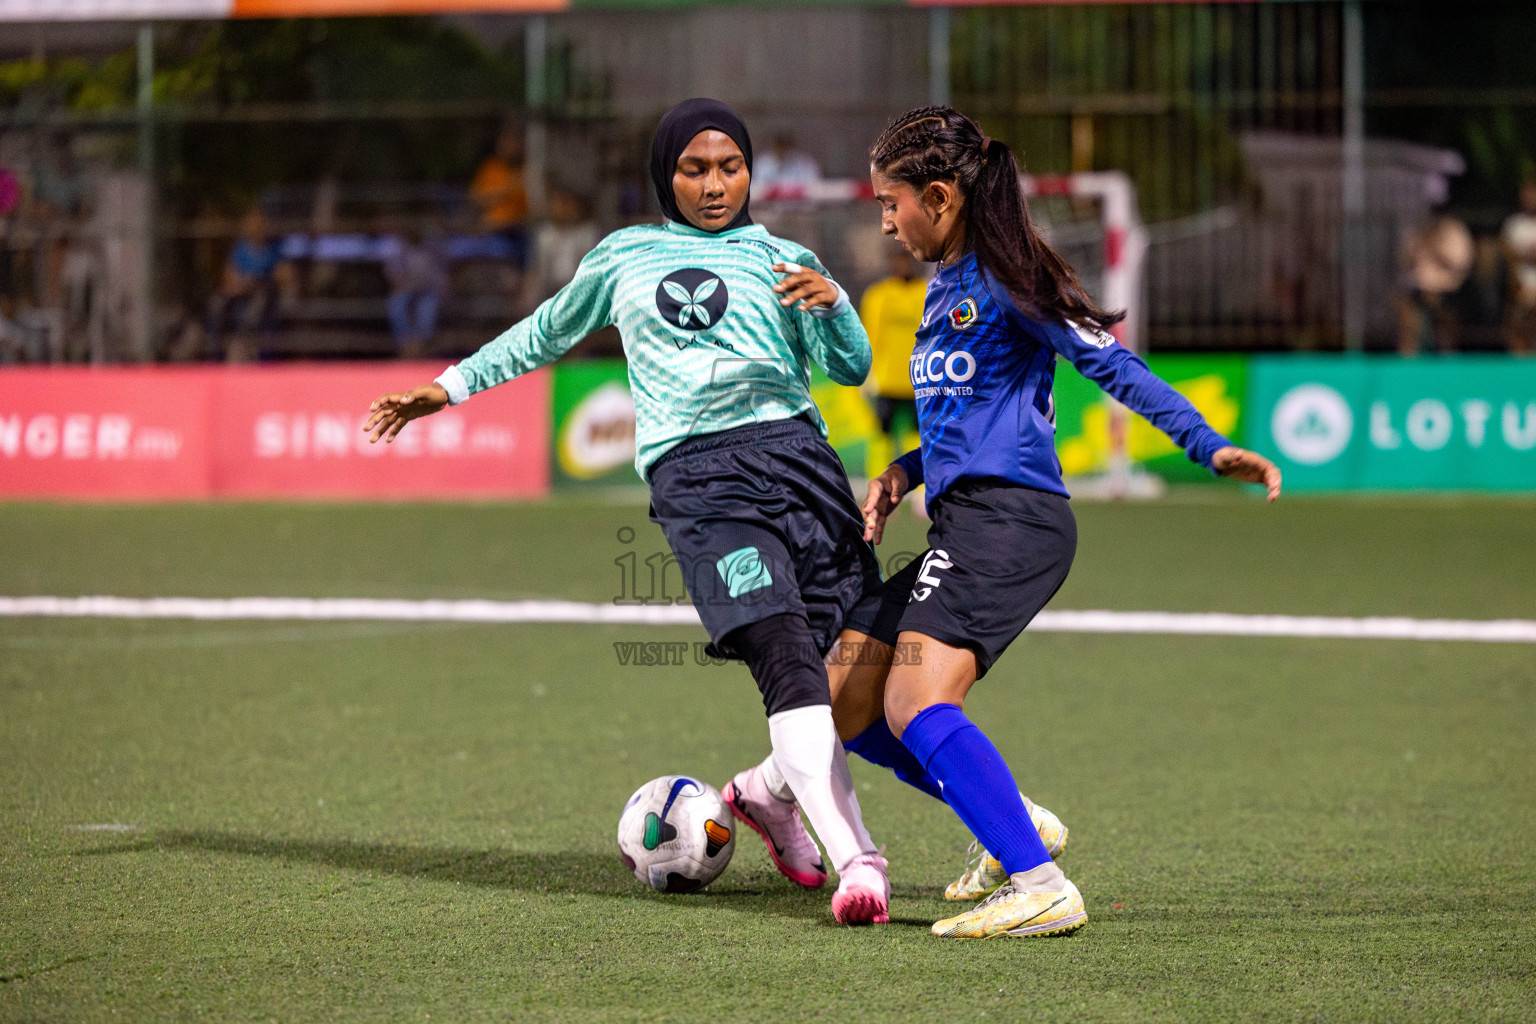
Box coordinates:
[1010,861,1068,893]
[766,704,878,876]
[758,751,795,802]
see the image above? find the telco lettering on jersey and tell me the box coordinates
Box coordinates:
[911,349,978,398]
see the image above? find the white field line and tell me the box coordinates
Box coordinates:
[71,824,141,833]
[0,596,700,625]
[2,596,1535,644]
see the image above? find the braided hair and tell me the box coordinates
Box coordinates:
[870,105,1123,331]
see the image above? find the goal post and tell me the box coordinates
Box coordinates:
[1021,171,1155,498]
[1020,172,1147,355]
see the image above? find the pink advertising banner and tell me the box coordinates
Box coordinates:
[0,364,550,501]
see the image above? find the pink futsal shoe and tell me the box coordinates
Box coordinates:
[832,852,890,926]
[722,766,828,889]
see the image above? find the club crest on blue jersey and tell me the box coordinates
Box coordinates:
[948,297,980,331]
[657,269,730,332]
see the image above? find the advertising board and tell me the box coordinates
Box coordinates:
[0,364,550,500]
[1248,356,1536,491]
[1054,354,1247,483]
[550,361,642,488]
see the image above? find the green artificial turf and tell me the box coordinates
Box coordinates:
[2,494,1534,1022]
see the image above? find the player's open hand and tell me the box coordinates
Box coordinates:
[772,262,839,313]
[862,463,910,544]
[363,383,450,444]
[1211,446,1282,502]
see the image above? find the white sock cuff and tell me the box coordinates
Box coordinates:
[1010,861,1068,893]
[767,704,835,732]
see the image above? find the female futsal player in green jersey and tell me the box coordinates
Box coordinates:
[363,99,892,924]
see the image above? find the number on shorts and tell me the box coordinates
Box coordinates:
[910,549,953,603]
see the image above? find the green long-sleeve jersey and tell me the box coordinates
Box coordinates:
[438,220,872,479]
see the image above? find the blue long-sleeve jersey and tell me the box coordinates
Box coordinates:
[893,252,1231,507]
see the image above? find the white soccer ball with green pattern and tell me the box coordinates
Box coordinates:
[617,775,735,892]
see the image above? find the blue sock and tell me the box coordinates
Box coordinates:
[844,717,946,802]
[901,703,1050,875]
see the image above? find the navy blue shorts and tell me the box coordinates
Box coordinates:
[648,416,883,660]
[845,479,1077,678]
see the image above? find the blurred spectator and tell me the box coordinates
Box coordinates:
[753,133,821,193]
[57,216,103,363]
[470,127,530,270]
[1397,212,1473,356]
[527,188,600,304]
[32,133,84,222]
[0,204,22,362]
[31,133,85,310]
[1501,180,1536,356]
[1451,234,1507,350]
[205,208,291,362]
[859,246,926,473]
[0,176,52,363]
[385,229,449,359]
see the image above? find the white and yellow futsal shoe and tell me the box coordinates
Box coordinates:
[943,796,1069,901]
[931,879,1087,939]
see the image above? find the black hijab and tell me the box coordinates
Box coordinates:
[649,98,754,232]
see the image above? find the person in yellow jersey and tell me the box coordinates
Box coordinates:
[858,246,927,479]
[471,127,531,273]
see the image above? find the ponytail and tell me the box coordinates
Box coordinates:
[871,107,1123,332]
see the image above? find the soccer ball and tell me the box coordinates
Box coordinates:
[617,775,735,893]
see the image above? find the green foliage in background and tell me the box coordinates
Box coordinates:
[6,1,1536,224]
[0,18,603,212]
[951,2,1285,222]
[0,19,522,114]
[952,0,1536,225]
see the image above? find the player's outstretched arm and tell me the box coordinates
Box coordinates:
[1211,445,1282,502]
[861,463,910,544]
[774,260,871,387]
[363,383,449,444]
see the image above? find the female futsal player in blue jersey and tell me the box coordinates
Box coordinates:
[827,106,1283,939]
[362,99,892,924]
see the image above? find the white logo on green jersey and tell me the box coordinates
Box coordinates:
[657,269,730,333]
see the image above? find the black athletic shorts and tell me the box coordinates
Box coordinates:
[845,479,1077,678]
[648,416,883,660]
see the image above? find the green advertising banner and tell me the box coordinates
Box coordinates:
[1248,356,1536,491]
[1053,354,1247,483]
[551,360,643,488]
[556,352,1261,490]
[806,353,1247,483]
